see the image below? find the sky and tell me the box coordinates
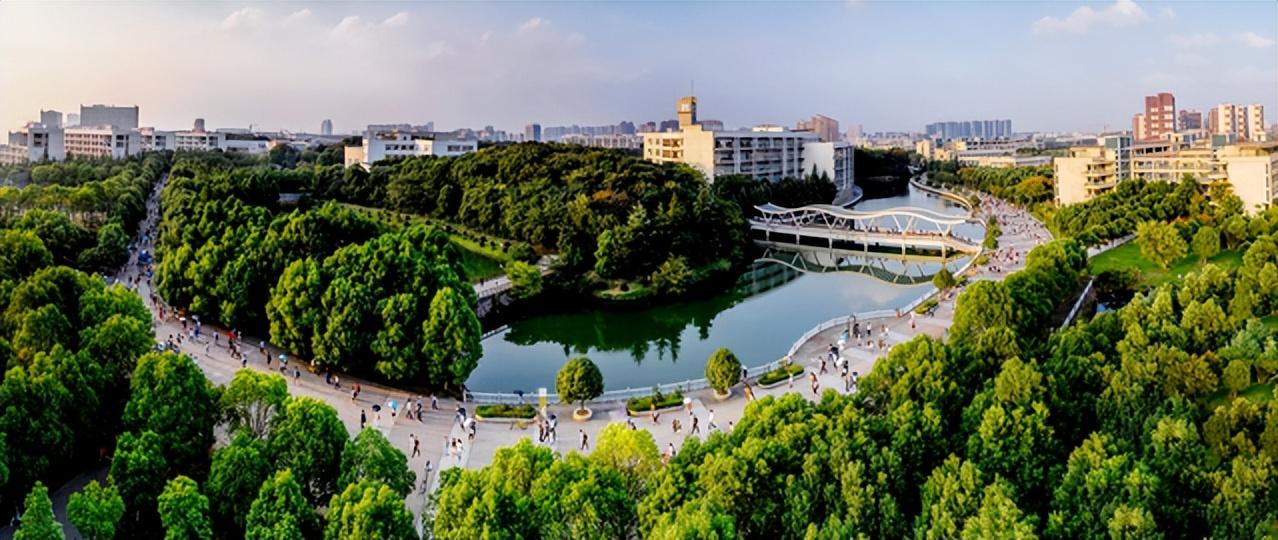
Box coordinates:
[0,0,1274,135]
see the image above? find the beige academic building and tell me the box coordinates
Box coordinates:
[1054,136,1278,212]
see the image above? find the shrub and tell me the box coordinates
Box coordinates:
[475,404,537,419]
[704,348,742,394]
[757,364,805,386]
[625,388,684,413]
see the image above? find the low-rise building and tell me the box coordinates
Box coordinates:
[223,134,270,154]
[1054,137,1278,211]
[560,133,641,150]
[956,154,1052,168]
[800,141,855,191]
[64,126,140,159]
[344,129,478,168]
[0,123,65,164]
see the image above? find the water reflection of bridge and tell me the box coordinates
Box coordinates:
[750,203,982,256]
[753,243,960,286]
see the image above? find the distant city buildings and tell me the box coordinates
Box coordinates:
[66,113,80,127]
[925,119,1012,140]
[343,127,478,168]
[560,133,640,150]
[1133,92,1175,142]
[1179,110,1203,131]
[525,123,542,142]
[1054,134,1278,210]
[321,119,333,136]
[40,110,62,129]
[796,114,841,143]
[79,104,139,130]
[1209,103,1266,142]
[642,96,854,189]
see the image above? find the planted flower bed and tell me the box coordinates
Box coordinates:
[475,403,538,420]
[757,364,805,387]
[626,389,684,415]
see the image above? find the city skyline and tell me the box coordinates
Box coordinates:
[1,1,1275,135]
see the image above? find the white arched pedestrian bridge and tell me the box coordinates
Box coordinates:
[755,243,961,286]
[750,203,983,256]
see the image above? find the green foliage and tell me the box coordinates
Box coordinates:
[1136,221,1188,270]
[1192,225,1221,261]
[937,165,1055,205]
[650,256,694,296]
[15,482,63,540]
[206,434,272,538]
[220,369,289,439]
[266,396,349,506]
[157,476,212,540]
[67,480,124,540]
[475,403,538,419]
[704,347,742,393]
[0,230,53,283]
[422,286,483,387]
[324,481,417,540]
[245,470,316,540]
[556,356,605,408]
[1052,178,1197,245]
[109,431,167,529]
[626,389,685,413]
[712,173,837,216]
[756,363,804,386]
[338,429,416,498]
[505,260,543,300]
[932,266,957,290]
[123,351,216,476]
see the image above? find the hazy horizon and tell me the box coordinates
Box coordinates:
[1,0,1274,135]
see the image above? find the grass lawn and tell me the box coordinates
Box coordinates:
[340,202,510,283]
[1089,242,1242,287]
[1201,382,1275,412]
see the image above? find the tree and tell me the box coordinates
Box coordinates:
[338,429,416,497]
[704,348,741,395]
[266,258,324,359]
[68,480,125,540]
[245,470,316,540]
[591,423,662,499]
[506,260,543,300]
[157,476,212,540]
[15,482,63,540]
[324,481,417,540]
[1222,359,1250,398]
[1136,221,1187,270]
[267,396,349,505]
[1192,225,1221,262]
[219,369,288,439]
[0,229,52,283]
[950,280,1016,342]
[651,256,694,296]
[422,286,483,387]
[123,352,215,475]
[932,266,958,291]
[205,434,272,537]
[109,431,167,528]
[960,482,1035,540]
[556,356,604,414]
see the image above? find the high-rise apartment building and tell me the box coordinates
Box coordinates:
[321,119,333,136]
[79,104,139,129]
[1209,103,1267,142]
[524,123,542,142]
[40,110,63,129]
[1136,92,1176,141]
[1178,110,1203,131]
[66,113,80,127]
[677,96,697,129]
[924,119,1012,140]
[796,114,841,143]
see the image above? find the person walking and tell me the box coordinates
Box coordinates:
[430,394,439,410]
[420,460,433,494]
[707,409,717,431]
[579,429,589,451]
[412,435,421,458]
[690,414,700,435]
[360,410,366,430]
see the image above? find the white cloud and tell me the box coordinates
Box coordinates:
[332,15,368,38]
[518,17,546,34]
[1173,52,1206,67]
[1032,0,1148,36]
[383,12,410,28]
[1237,31,1276,48]
[1159,7,1175,19]
[220,7,263,32]
[1167,32,1219,48]
[282,9,313,28]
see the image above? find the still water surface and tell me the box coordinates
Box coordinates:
[465,186,977,393]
